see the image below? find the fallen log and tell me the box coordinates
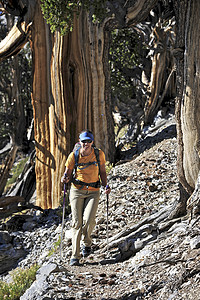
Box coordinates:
[0,196,43,219]
[0,196,25,208]
[100,204,173,251]
[0,145,18,196]
[99,203,180,262]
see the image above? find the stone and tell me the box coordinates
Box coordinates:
[190,236,200,249]
[20,263,58,300]
[0,231,12,244]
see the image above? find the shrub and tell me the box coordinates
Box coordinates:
[0,264,39,300]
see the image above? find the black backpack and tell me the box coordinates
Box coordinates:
[71,142,101,188]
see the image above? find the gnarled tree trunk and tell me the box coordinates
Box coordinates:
[144,20,176,124]
[31,2,115,208]
[0,14,27,196]
[173,0,200,216]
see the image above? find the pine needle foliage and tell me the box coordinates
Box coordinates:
[109,28,140,104]
[40,0,107,35]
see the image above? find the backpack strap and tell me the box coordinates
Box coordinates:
[93,147,100,175]
[76,161,98,169]
[74,147,80,168]
[73,146,80,176]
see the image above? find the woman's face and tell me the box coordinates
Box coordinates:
[80,139,93,151]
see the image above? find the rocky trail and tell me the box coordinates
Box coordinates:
[1,114,200,299]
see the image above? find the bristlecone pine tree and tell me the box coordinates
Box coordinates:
[0,0,200,217]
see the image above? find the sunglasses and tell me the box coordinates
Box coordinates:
[81,140,93,143]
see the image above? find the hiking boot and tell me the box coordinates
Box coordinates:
[70,258,80,266]
[82,246,91,257]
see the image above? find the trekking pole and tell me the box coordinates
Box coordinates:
[60,182,67,262]
[106,186,109,255]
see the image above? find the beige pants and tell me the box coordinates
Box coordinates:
[69,187,100,259]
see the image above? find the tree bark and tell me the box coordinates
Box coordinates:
[0,196,24,208]
[0,16,27,196]
[174,0,200,198]
[144,21,176,124]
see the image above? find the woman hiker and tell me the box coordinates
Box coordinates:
[61,130,111,266]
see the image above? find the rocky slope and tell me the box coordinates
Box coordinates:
[1,115,200,300]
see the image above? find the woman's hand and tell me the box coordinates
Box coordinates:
[61,174,70,184]
[105,185,111,194]
[61,167,72,184]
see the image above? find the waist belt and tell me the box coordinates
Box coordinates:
[72,178,100,188]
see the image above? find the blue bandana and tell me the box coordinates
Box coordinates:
[79,132,94,141]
